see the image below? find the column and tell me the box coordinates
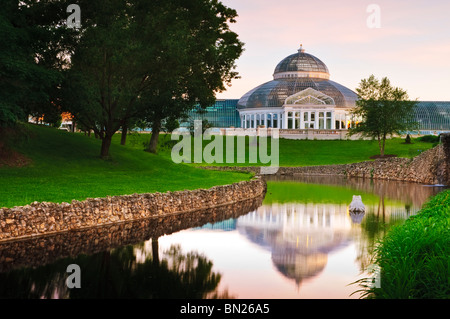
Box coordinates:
[331,111,336,129]
[283,111,288,129]
[300,111,304,129]
[314,111,319,129]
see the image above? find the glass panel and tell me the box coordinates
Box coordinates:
[304,112,308,121]
[311,113,315,121]
[319,118,324,129]
[327,118,332,129]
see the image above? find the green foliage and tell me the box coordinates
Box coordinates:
[416,135,440,143]
[361,190,450,299]
[0,0,70,128]
[59,0,243,157]
[350,75,419,156]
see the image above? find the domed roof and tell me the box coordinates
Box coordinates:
[237,45,357,109]
[237,78,358,109]
[274,45,329,77]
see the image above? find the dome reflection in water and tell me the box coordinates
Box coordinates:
[0,176,445,298]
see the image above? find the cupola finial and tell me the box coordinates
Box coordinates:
[298,44,305,53]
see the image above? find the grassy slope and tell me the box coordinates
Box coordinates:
[0,127,437,208]
[136,133,435,167]
[0,125,252,208]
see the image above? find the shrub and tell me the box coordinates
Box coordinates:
[417,135,440,143]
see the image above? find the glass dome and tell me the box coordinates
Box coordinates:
[237,78,357,109]
[238,46,357,109]
[274,46,329,75]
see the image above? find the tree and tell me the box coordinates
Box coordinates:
[349,75,418,156]
[135,0,243,153]
[0,0,64,128]
[61,0,153,159]
[61,0,242,158]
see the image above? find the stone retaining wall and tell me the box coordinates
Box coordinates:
[0,195,264,273]
[203,133,450,186]
[0,177,266,242]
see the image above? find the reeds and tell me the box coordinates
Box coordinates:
[357,190,450,298]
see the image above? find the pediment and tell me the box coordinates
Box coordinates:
[285,88,335,105]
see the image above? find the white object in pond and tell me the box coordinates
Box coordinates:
[349,195,365,213]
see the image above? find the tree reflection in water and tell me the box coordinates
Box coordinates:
[0,240,234,299]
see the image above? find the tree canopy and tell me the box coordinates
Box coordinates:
[349,75,418,156]
[60,0,243,158]
[0,0,65,128]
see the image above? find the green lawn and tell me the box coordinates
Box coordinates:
[0,126,437,208]
[124,132,435,167]
[0,125,252,208]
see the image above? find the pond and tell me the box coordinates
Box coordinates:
[0,176,445,299]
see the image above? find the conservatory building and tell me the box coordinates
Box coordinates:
[237,45,359,131]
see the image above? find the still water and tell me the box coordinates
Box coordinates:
[0,176,445,299]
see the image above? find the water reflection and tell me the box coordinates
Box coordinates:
[0,196,262,298]
[245,176,445,294]
[0,242,232,299]
[237,203,351,285]
[189,176,445,296]
[0,176,445,299]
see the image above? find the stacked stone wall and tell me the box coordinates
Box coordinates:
[0,177,266,242]
[204,133,450,186]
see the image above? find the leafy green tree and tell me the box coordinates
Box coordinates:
[61,0,152,158]
[349,75,418,156]
[135,0,243,153]
[0,0,63,128]
[60,0,242,158]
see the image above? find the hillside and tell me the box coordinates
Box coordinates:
[0,124,251,208]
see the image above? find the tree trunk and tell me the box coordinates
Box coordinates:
[146,120,161,153]
[120,124,128,145]
[377,136,384,156]
[381,134,386,156]
[100,135,112,159]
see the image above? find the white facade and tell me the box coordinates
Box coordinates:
[239,87,358,130]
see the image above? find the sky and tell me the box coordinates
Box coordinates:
[215,0,450,101]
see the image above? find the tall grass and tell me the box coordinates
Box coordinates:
[358,190,450,299]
